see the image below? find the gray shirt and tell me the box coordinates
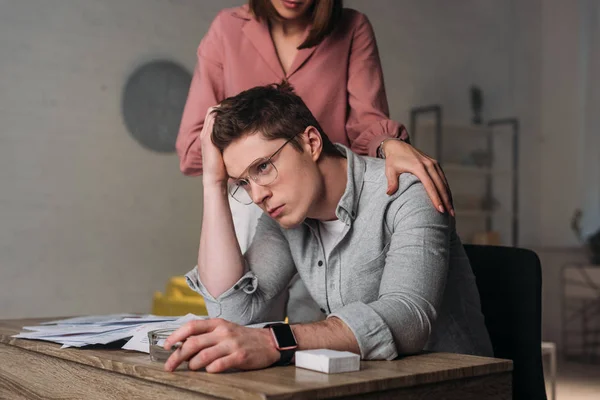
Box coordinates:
[186,145,493,360]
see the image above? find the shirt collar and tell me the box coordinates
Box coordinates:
[334,144,365,225]
[234,5,317,79]
[303,145,365,230]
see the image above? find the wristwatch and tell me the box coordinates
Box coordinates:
[264,323,298,366]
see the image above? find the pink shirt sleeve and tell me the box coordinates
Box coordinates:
[176,13,226,176]
[345,13,409,157]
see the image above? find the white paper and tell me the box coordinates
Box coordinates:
[14,314,286,355]
[39,314,139,325]
[13,314,198,351]
[39,314,178,326]
[18,324,133,336]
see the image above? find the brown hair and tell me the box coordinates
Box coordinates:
[211,82,342,157]
[249,0,343,49]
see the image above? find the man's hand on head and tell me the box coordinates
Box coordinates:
[163,319,281,373]
[201,106,229,188]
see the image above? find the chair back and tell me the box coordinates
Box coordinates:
[464,244,547,400]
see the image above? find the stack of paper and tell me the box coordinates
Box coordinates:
[13,313,207,352]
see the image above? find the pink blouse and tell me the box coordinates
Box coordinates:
[176,5,407,175]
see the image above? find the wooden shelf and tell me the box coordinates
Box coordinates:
[411,105,519,246]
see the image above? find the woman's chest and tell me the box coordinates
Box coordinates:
[221,34,350,96]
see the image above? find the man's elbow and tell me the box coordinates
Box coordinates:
[398,334,429,355]
[393,324,432,355]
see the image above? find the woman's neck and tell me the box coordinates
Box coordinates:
[270,18,309,38]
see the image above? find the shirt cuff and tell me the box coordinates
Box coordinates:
[367,126,410,158]
[185,267,258,319]
[329,302,398,360]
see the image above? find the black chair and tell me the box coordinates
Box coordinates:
[464,245,547,400]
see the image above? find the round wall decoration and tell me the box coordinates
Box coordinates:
[122,60,192,153]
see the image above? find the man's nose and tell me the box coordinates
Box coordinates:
[249,181,271,205]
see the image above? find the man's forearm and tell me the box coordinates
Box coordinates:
[198,183,245,298]
[292,317,361,355]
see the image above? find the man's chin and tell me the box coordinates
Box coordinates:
[275,215,303,229]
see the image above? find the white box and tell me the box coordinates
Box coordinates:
[295,349,360,374]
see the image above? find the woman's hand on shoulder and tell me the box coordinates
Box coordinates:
[382,139,454,216]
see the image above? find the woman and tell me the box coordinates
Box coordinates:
[176,0,452,322]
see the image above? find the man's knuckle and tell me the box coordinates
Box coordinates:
[188,358,201,370]
[227,338,240,351]
[237,350,248,363]
[190,336,203,348]
[182,323,193,336]
[215,359,227,371]
[197,350,209,364]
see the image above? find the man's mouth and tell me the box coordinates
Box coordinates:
[267,205,285,218]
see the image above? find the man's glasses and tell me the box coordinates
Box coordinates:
[228,133,300,205]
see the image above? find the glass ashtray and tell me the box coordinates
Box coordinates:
[148,328,182,362]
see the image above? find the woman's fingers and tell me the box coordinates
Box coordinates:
[413,165,445,213]
[423,160,453,215]
[434,162,454,216]
[385,166,400,195]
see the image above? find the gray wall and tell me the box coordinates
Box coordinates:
[0,0,589,324]
[0,0,237,318]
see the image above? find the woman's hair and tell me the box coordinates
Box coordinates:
[248,0,343,49]
[211,81,342,157]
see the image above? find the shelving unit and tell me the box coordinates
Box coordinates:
[409,105,519,246]
[562,264,600,363]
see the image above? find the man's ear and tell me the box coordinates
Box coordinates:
[303,126,323,162]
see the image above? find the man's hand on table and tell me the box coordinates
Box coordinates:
[163,319,281,373]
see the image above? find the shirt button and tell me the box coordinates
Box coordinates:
[320,308,326,314]
[317,260,323,267]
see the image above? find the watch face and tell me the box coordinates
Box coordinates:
[271,324,297,349]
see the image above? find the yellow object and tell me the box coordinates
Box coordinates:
[152,276,208,316]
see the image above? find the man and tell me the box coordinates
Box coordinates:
[163,83,492,373]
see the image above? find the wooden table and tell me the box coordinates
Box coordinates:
[0,318,512,399]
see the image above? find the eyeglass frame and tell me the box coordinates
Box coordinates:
[228,131,303,204]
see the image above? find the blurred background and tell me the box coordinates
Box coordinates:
[1,0,599,398]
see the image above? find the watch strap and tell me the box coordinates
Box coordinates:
[273,349,295,366]
[264,323,297,366]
